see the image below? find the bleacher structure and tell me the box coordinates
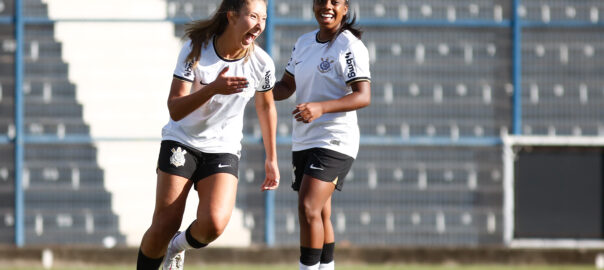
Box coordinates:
[0,0,124,245]
[1,0,603,247]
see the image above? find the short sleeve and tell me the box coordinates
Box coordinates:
[173,40,195,83]
[338,41,371,85]
[257,58,276,92]
[284,45,297,78]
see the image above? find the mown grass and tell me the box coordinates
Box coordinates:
[0,264,595,270]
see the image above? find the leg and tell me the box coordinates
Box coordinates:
[160,173,238,270]
[298,175,336,269]
[299,175,336,248]
[190,173,239,244]
[319,196,336,269]
[139,171,192,258]
[321,196,334,244]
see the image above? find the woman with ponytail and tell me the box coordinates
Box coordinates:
[137,0,279,269]
[273,0,371,269]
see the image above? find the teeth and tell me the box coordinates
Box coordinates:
[322,14,333,18]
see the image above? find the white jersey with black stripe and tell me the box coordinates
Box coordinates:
[285,30,371,158]
[162,38,276,157]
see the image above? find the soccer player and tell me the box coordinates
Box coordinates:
[136,0,279,269]
[273,0,371,269]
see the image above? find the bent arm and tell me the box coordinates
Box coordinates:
[321,80,371,113]
[167,67,248,121]
[167,78,216,121]
[272,72,296,101]
[292,80,371,123]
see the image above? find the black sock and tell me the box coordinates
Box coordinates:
[320,242,335,263]
[300,246,322,266]
[137,248,163,270]
[185,222,208,249]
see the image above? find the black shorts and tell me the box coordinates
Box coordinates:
[157,140,239,187]
[291,147,354,191]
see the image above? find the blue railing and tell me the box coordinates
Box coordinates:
[13,0,25,248]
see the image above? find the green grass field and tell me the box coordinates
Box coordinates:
[0,264,596,270]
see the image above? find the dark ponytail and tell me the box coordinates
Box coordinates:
[325,0,362,42]
[337,11,362,39]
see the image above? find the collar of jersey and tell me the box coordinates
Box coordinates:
[213,36,246,62]
[315,31,331,44]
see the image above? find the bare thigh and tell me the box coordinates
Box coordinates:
[190,173,238,243]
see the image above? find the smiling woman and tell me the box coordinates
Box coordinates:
[272,0,371,270]
[135,1,279,270]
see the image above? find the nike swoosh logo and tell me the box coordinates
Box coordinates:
[218,164,231,168]
[309,164,324,170]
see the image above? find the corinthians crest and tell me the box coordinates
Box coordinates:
[317,56,335,73]
[170,147,187,167]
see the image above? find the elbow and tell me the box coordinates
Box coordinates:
[272,81,293,101]
[259,102,276,115]
[256,99,276,115]
[169,111,183,122]
[167,103,184,122]
[273,94,286,101]
[359,95,371,109]
[272,89,285,101]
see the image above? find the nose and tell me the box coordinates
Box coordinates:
[316,0,333,9]
[256,20,265,32]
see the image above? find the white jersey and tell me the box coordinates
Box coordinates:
[285,30,371,158]
[162,39,276,157]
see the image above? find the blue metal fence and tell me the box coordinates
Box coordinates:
[1,0,604,246]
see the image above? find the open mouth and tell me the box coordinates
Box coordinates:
[244,32,258,44]
[319,13,334,23]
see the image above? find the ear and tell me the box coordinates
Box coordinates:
[227,10,238,24]
[343,4,349,15]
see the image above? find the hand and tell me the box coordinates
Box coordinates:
[293,102,324,123]
[261,159,280,191]
[209,66,249,95]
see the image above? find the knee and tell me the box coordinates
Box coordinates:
[205,219,226,240]
[298,201,322,225]
[321,208,331,221]
[195,213,229,241]
[149,212,182,237]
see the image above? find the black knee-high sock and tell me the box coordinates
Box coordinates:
[137,248,163,270]
[320,242,335,263]
[185,222,208,249]
[300,246,322,266]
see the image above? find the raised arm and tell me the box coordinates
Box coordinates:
[255,89,280,191]
[167,66,249,121]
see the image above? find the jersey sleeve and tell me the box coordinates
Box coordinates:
[173,40,195,83]
[257,57,276,92]
[338,41,371,85]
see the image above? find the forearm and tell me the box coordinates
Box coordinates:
[168,84,217,121]
[319,90,371,114]
[256,94,278,161]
